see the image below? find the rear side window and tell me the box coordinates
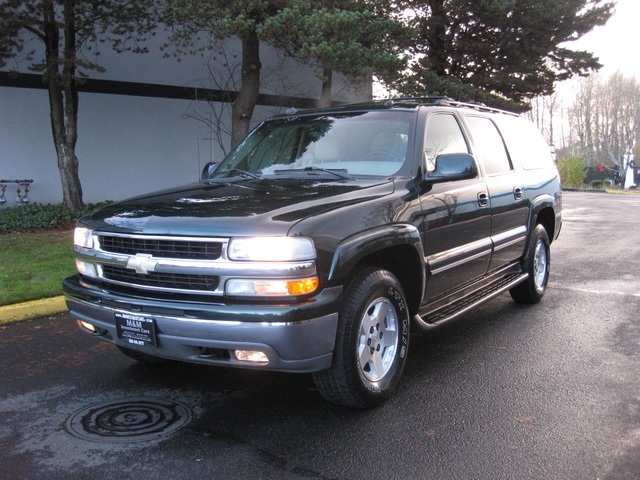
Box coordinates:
[424,114,470,172]
[494,115,555,170]
[466,116,512,175]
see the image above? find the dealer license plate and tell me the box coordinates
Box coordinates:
[115,312,157,347]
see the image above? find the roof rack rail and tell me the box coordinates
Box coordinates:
[276,96,517,117]
[379,96,452,107]
[374,95,518,116]
[381,97,514,114]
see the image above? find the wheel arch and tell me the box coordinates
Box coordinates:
[328,224,425,317]
[530,194,559,245]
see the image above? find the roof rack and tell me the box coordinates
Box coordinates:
[382,96,451,107]
[280,96,517,117]
[380,97,516,115]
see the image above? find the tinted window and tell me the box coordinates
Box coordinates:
[424,114,470,172]
[466,116,512,175]
[494,115,555,170]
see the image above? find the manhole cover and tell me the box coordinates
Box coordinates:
[66,397,191,443]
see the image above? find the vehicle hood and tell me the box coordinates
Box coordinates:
[79,178,395,237]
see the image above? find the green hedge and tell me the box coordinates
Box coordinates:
[557,155,586,188]
[590,180,612,189]
[0,202,112,233]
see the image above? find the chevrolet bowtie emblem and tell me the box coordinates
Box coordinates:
[126,253,157,275]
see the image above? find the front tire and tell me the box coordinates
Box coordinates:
[510,224,550,304]
[313,268,410,408]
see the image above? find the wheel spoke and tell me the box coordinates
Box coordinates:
[381,328,398,349]
[358,344,371,372]
[371,301,391,324]
[359,310,376,336]
[369,351,385,379]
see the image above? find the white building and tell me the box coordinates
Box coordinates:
[623,154,638,189]
[0,36,370,206]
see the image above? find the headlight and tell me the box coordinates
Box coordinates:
[74,227,94,249]
[228,237,315,262]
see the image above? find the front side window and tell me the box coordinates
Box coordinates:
[215,111,414,178]
[466,116,513,175]
[424,114,470,172]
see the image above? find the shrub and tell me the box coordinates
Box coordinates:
[590,180,612,189]
[557,155,586,187]
[0,202,112,233]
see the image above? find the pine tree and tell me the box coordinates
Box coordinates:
[259,1,410,107]
[401,0,615,111]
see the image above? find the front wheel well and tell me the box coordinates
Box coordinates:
[351,245,423,317]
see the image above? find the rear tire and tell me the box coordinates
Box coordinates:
[313,268,410,408]
[510,224,550,304]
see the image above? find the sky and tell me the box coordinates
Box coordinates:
[549,0,638,148]
[570,0,640,79]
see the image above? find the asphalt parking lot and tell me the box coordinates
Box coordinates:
[1,191,639,480]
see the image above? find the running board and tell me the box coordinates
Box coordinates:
[413,273,528,331]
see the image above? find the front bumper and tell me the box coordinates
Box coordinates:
[63,275,341,373]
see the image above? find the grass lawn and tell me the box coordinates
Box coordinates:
[0,229,76,306]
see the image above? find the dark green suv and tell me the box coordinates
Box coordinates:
[64,97,562,408]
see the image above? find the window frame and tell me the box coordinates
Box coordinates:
[423,112,473,174]
[464,115,514,177]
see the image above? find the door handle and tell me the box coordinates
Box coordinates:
[477,192,489,207]
[514,187,523,200]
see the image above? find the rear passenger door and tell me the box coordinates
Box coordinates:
[464,115,529,272]
[419,113,492,302]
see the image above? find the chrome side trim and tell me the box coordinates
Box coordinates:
[491,226,527,252]
[427,237,493,275]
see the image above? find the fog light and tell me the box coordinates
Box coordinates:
[78,320,96,333]
[234,350,269,364]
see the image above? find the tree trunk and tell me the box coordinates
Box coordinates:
[425,0,448,77]
[231,30,261,148]
[43,0,83,210]
[318,68,333,108]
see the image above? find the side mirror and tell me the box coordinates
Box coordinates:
[426,153,478,183]
[201,162,220,182]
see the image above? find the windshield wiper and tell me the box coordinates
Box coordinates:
[274,166,352,180]
[217,168,262,180]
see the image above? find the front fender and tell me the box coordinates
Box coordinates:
[328,224,424,283]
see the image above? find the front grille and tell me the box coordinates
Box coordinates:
[98,235,223,260]
[102,265,220,292]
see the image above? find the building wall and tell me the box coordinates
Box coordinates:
[0,37,370,206]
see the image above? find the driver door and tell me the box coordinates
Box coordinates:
[418,113,492,302]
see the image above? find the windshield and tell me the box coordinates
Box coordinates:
[214,111,414,178]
